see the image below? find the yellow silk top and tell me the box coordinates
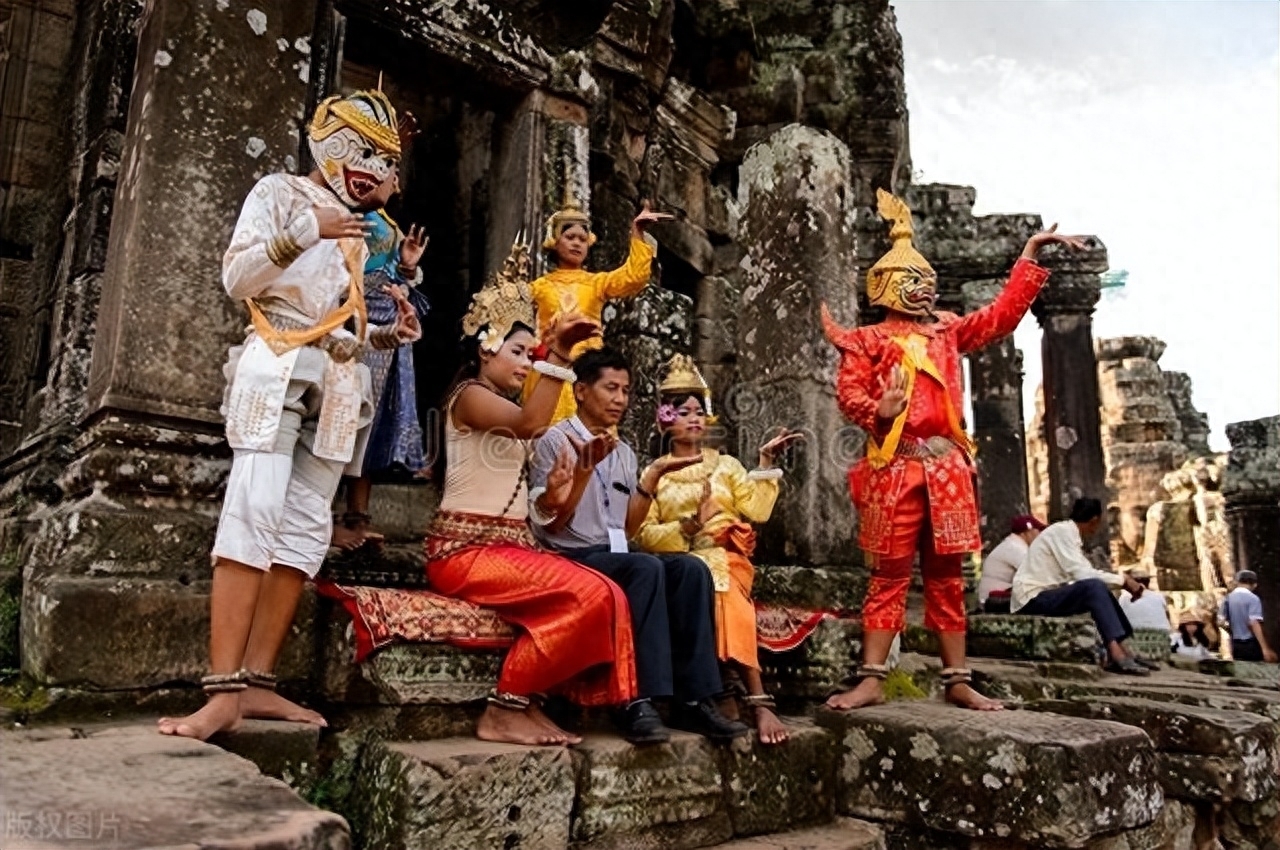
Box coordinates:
[522,236,656,422]
[635,449,782,591]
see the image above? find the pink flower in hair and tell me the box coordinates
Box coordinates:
[656,403,678,428]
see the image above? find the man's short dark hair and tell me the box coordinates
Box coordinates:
[1237,570,1259,587]
[1069,497,1104,523]
[573,347,631,385]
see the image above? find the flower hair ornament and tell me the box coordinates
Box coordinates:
[461,234,538,353]
[656,403,679,429]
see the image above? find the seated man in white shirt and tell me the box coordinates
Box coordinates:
[1119,569,1170,632]
[1011,497,1155,675]
[977,514,1045,613]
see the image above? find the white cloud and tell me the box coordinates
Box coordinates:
[895,0,1279,450]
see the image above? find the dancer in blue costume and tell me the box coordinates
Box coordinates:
[334,170,429,550]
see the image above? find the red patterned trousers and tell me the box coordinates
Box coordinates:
[862,459,967,634]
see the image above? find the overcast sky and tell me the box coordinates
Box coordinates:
[893,0,1279,450]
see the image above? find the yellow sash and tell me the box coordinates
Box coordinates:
[246,237,368,356]
[865,333,976,469]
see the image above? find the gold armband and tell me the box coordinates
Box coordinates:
[266,232,304,268]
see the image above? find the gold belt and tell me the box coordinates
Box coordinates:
[895,436,955,459]
[259,313,361,363]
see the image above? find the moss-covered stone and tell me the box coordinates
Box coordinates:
[753,565,867,613]
[715,721,838,837]
[761,617,860,700]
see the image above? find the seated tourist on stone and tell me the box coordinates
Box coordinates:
[424,248,638,747]
[1218,571,1277,663]
[1011,498,1158,676]
[1119,569,1170,632]
[977,514,1045,613]
[634,355,804,746]
[529,347,750,745]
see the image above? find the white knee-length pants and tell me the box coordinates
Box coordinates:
[212,346,370,577]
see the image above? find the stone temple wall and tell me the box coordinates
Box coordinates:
[0,0,1101,689]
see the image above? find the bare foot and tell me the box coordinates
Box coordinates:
[240,687,328,726]
[476,704,568,746]
[331,524,367,551]
[527,704,581,745]
[754,705,789,745]
[945,683,1004,711]
[157,693,242,741]
[825,678,886,711]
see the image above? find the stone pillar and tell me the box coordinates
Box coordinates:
[1223,416,1280,649]
[961,279,1030,553]
[20,0,320,689]
[1030,240,1109,557]
[735,124,860,568]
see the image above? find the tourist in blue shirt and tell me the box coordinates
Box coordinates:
[1219,571,1276,663]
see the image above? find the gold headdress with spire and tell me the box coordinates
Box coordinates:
[308,89,401,157]
[543,182,597,250]
[462,238,537,352]
[866,189,937,317]
[659,354,715,421]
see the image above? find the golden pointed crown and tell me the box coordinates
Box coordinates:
[659,354,714,419]
[461,238,537,352]
[308,89,401,157]
[866,189,935,306]
[543,182,596,250]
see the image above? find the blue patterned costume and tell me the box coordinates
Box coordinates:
[361,209,429,476]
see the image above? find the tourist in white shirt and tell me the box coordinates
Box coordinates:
[1119,569,1171,632]
[978,515,1045,612]
[1219,571,1277,663]
[1011,497,1154,676]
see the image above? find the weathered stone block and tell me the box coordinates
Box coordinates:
[762,616,860,700]
[717,721,838,836]
[23,575,317,689]
[211,718,321,783]
[718,817,887,850]
[0,723,349,849]
[816,702,1163,847]
[753,565,867,613]
[905,614,1098,663]
[349,737,574,850]
[1028,697,1278,803]
[321,609,503,706]
[570,731,732,849]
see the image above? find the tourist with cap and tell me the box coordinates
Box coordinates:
[977,514,1046,613]
[1219,571,1277,663]
[1011,498,1156,675]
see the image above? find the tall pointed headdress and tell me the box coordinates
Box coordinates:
[543,182,597,250]
[865,189,937,317]
[462,237,537,352]
[658,354,714,420]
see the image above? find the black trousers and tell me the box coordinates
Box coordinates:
[563,545,722,702]
[1233,638,1264,661]
[1019,578,1133,645]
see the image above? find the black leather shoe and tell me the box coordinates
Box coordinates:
[670,698,750,743]
[1104,657,1150,676]
[620,700,671,746]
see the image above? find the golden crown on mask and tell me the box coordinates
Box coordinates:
[659,354,717,423]
[308,89,401,156]
[866,189,937,317]
[543,184,596,250]
[462,240,538,353]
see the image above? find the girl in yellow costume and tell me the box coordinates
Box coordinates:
[522,192,671,422]
[635,355,804,745]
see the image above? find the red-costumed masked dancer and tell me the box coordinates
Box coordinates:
[822,189,1084,711]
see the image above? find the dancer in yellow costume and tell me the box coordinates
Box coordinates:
[523,191,671,422]
[636,355,805,745]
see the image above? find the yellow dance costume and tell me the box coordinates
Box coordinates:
[521,192,655,422]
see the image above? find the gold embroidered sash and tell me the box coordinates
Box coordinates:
[865,333,976,469]
[246,237,368,356]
